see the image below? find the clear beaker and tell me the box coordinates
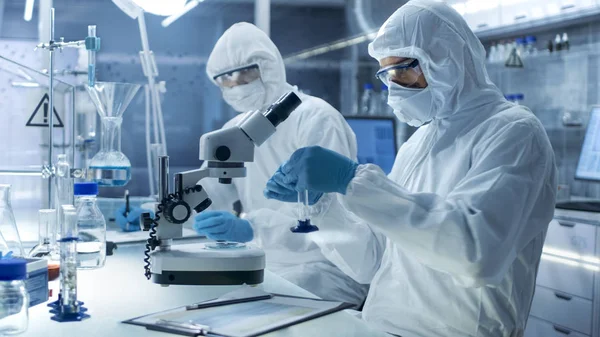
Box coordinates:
[28,209,60,282]
[86,82,141,187]
[29,209,57,259]
[0,185,24,257]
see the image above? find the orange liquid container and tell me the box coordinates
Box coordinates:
[48,263,60,281]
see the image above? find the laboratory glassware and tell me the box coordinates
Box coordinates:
[0,185,24,257]
[28,209,58,260]
[55,154,74,244]
[28,210,61,281]
[525,36,537,56]
[50,207,89,322]
[290,190,319,233]
[0,259,29,335]
[74,182,106,269]
[360,83,374,116]
[86,82,141,187]
[562,33,570,51]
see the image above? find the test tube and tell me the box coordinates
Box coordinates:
[297,191,305,225]
[87,25,96,87]
[59,206,78,313]
[291,190,319,233]
[303,190,310,222]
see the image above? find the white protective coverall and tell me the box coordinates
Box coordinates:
[306,1,558,336]
[203,22,369,306]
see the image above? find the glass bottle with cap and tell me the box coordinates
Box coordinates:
[0,258,29,335]
[73,182,106,269]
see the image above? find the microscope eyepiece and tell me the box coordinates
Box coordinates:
[263,92,301,127]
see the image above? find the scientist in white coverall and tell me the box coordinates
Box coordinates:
[264,1,558,336]
[193,22,369,307]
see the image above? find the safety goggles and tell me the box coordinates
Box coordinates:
[375,59,423,89]
[213,64,261,88]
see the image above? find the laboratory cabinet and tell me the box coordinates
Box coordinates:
[447,0,600,34]
[525,208,600,337]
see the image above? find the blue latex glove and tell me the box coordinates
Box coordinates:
[115,205,153,232]
[265,146,358,198]
[264,166,323,205]
[193,211,254,243]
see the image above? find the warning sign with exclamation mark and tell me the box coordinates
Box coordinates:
[26,93,64,127]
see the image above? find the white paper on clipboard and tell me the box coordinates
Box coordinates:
[124,290,352,337]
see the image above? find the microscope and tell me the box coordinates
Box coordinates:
[143,91,301,286]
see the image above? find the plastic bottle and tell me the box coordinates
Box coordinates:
[497,42,506,62]
[488,44,497,63]
[369,86,380,116]
[547,39,554,53]
[515,38,526,57]
[0,259,29,335]
[515,94,524,105]
[0,185,23,257]
[555,34,562,51]
[379,84,393,116]
[360,84,375,116]
[562,33,569,51]
[524,36,537,57]
[505,41,515,60]
[74,182,106,269]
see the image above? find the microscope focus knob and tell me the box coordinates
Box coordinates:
[163,200,191,224]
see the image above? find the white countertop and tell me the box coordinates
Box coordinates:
[23,242,390,337]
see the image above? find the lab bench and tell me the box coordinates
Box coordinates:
[525,208,600,337]
[22,241,389,337]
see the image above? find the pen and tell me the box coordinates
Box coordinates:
[124,190,130,231]
[124,190,130,216]
[155,319,210,334]
[147,324,202,337]
[185,294,273,310]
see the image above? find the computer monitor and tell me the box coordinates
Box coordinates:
[345,116,397,174]
[575,106,600,181]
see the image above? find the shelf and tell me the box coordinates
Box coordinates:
[476,6,600,41]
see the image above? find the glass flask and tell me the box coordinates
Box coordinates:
[0,185,24,257]
[0,259,29,335]
[74,183,106,269]
[86,82,141,187]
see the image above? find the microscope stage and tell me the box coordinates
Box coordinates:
[149,242,265,286]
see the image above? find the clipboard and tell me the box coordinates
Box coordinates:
[123,291,352,337]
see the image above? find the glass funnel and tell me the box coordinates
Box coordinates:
[86,82,141,187]
[0,185,24,257]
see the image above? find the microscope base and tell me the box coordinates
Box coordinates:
[149,242,266,286]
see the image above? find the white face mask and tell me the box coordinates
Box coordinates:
[222,80,267,113]
[387,82,434,127]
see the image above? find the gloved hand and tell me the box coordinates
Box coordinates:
[193,211,254,243]
[265,146,358,197]
[115,205,153,232]
[264,166,323,205]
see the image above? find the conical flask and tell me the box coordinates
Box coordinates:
[86,82,141,187]
[0,185,24,257]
